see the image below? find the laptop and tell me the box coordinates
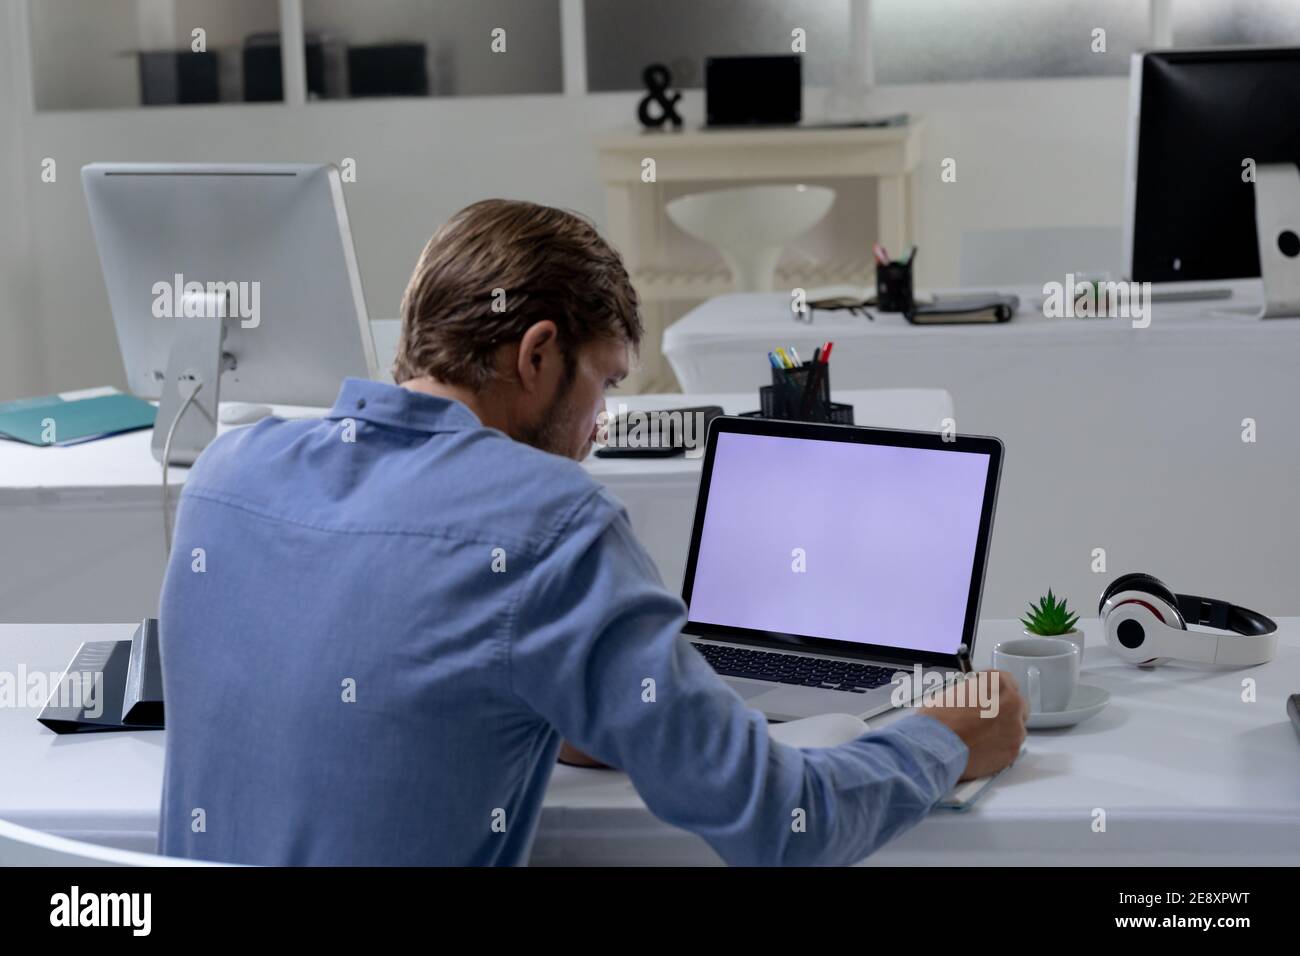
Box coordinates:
[680,416,1003,721]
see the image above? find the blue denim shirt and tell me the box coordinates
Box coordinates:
[158,379,967,865]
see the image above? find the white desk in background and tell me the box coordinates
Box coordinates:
[4,619,1297,866]
[663,288,1300,621]
[0,389,952,624]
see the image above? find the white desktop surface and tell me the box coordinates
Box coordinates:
[0,391,952,492]
[3,618,1298,866]
[661,286,1268,359]
[0,389,952,623]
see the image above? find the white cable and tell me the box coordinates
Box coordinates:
[162,384,203,555]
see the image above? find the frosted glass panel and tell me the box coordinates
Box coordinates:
[1173,0,1300,46]
[584,0,851,91]
[30,0,282,110]
[301,0,562,99]
[872,0,1146,83]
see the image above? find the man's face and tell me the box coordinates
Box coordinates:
[518,336,629,461]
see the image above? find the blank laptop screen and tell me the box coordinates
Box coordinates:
[686,432,992,655]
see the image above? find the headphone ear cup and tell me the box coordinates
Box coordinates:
[1124,573,1184,628]
[1104,601,1166,666]
[1099,572,1151,613]
[1099,572,1185,628]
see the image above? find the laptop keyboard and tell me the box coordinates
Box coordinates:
[690,642,901,693]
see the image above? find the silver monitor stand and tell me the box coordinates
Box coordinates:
[152,313,228,466]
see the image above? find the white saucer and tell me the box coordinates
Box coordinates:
[1026,684,1110,730]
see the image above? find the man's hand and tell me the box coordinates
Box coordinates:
[917,670,1027,781]
[557,740,611,769]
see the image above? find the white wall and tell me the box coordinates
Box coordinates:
[0,0,1133,401]
[0,0,42,400]
[869,77,1131,288]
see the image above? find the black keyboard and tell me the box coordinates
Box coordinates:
[691,642,900,693]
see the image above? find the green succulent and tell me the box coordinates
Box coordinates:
[1021,589,1079,636]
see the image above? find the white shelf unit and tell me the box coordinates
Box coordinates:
[596,123,923,390]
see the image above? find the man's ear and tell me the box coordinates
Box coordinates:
[515,320,560,394]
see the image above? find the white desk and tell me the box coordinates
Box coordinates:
[0,389,951,623]
[663,289,1300,621]
[4,619,1298,865]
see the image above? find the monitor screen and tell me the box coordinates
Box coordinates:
[705,55,801,127]
[1130,48,1300,283]
[685,431,992,656]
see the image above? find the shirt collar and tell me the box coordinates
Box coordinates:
[327,379,483,434]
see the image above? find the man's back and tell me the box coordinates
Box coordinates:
[159,379,623,865]
[161,379,971,867]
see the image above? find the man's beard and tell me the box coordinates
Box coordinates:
[517,375,587,460]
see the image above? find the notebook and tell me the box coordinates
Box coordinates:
[0,388,156,446]
[906,294,1019,325]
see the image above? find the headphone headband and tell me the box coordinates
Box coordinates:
[1175,593,1277,637]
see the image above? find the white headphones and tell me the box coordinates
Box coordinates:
[1099,572,1278,668]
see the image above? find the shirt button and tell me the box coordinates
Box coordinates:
[357,398,367,409]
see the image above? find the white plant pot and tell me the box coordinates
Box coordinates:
[1024,628,1084,663]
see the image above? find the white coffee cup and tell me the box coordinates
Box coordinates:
[992,637,1081,714]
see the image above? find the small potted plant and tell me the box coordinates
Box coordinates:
[1021,589,1083,658]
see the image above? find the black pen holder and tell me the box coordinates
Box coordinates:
[875,258,915,313]
[743,363,854,425]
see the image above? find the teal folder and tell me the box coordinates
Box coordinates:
[0,392,156,446]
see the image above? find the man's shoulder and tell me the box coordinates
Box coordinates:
[183,416,313,494]
[182,414,625,558]
[468,433,627,541]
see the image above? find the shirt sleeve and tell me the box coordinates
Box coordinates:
[508,489,970,866]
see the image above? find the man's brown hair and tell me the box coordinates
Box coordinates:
[393,199,641,389]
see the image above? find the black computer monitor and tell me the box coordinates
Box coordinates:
[1124,47,1300,284]
[705,55,801,128]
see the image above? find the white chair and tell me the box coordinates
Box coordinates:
[666,184,836,292]
[0,817,221,866]
[959,226,1123,287]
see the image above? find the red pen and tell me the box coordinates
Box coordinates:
[820,341,834,363]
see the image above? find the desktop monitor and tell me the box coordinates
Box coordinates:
[82,163,377,464]
[705,55,802,127]
[1124,47,1300,285]
[681,418,1002,669]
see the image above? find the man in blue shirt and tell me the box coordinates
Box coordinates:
[159,199,1025,865]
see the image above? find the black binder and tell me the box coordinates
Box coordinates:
[906,293,1019,325]
[37,619,164,734]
